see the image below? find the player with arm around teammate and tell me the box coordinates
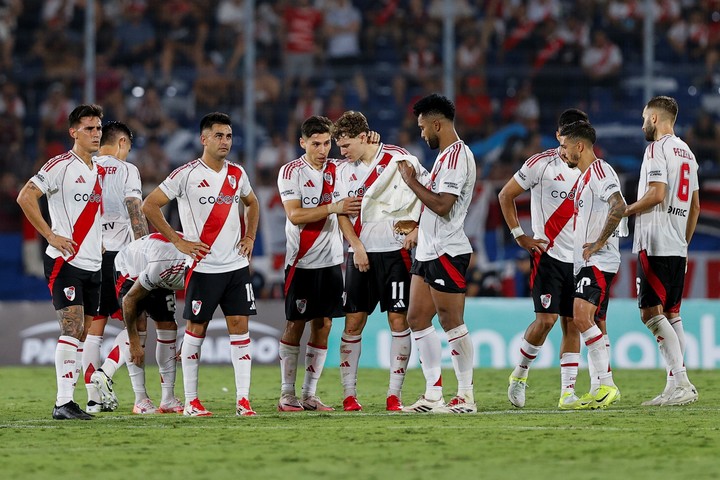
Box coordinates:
[624,96,699,406]
[143,112,260,417]
[276,115,361,412]
[498,109,587,410]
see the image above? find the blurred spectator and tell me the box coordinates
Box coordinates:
[455,75,494,142]
[133,136,171,196]
[685,110,720,176]
[393,33,439,106]
[193,58,232,113]
[158,0,208,85]
[502,79,540,130]
[0,171,20,232]
[428,0,475,21]
[109,1,157,79]
[214,0,246,74]
[456,33,486,75]
[38,82,73,155]
[280,0,323,94]
[94,54,126,121]
[396,128,426,168]
[287,84,323,140]
[324,0,366,103]
[30,14,82,81]
[581,29,623,104]
[0,1,21,70]
[126,86,178,141]
[324,86,346,122]
[0,78,25,120]
[256,131,296,186]
[253,57,281,129]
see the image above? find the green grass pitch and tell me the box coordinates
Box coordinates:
[1,366,719,480]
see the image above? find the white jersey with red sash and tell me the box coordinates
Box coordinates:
[159,159,253,275]
[277,156,343,270]
[31,150,105,272]
[633,134,699,257]
[573,159,624,275]
[95,154,143,252]
[114,232,186,292]
[416,140,476,261]
[335,143,413,253]
[514,148,580,263]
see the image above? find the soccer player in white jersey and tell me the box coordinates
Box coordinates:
[624,96,699,406]
[499,109,587,409]
[332,110,423,412]
[143,112,260,417]
[396,94,477,414]
[276,116,361,412]
[17,104,104,420]
[110,232,187,414]
[80,121,149,414]
[558,120,623,409]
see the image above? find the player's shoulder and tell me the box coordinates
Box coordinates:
[168,158,203,180]
[523,148,559,168]
[382,143,412,157]
[279,157,307,178]
[226,160,248,175]
[41,151,75,172]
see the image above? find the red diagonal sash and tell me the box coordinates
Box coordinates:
[185,164,242,289]
[67,166,104,263]
[352,152,393,236]
[544,177,579,249]
[284,162,336,295]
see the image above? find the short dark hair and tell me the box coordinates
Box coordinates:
[200,112,232,132]
[559,120,596,145]
[558,108,588,129]
[412,93,455,121]
[301,115,334,138]
[646,96,678,123]
[334,111,369,139]
[99,121,133,147]
[68,104,103,128]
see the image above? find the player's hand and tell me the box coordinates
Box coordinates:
[582,241,604,261]
[354,248,370,272]
[174,238,210,261]
[237,236,254,259]
[129,338,145,367]
[367,131,381,145]
[397,160,416,184]
[403,227,418,250]
[48,233,77,257]
[330,197,361,215]
[516,235,548,254]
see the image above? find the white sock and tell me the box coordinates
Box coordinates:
[581,325,612,388]
[560,352,579,395]
[101,329,129,378]
[668,316,686,390]
[75,341,84,401]
[82,335,102,403]
[388,328,411,397]
[512,338,542,380]
[447,324,474,401]
[181,331,204,402]
[156,329,178,405]
[230,333,252,401]
[591,334,614,391]
[279,341,300,396]
[339,333,362,398]
[414,326,443,401]
[646,314,689,386]
[128,333,148,403]
[56,336,79,406]
[302,343,328,399]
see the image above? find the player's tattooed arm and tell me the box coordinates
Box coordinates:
[56,305,85,338]
[125,197,149,239]
[582,191,627,261]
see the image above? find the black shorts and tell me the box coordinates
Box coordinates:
[410,253,470,294]
[284,264,344,321]
[344,250,412,314]
[637,251,686,314]
[529,252,575,317]
[97,251,122,318]
[184,267,257,322]
[44,254,101,313]
[573,266,616,321]
[117,279,176,323]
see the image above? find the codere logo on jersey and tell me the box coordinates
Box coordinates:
[74,192,102,203]
[199,194,241,205]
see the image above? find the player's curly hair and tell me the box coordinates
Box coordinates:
[412,93,455,121]
[68,104,103,128]
[301,115,334,138]
[333,111,369,139]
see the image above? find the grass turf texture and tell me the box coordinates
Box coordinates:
[1,367,719,480]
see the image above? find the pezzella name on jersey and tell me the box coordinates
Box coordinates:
[199,194,242,205]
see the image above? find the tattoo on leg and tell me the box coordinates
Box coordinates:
[56,306,84,338]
